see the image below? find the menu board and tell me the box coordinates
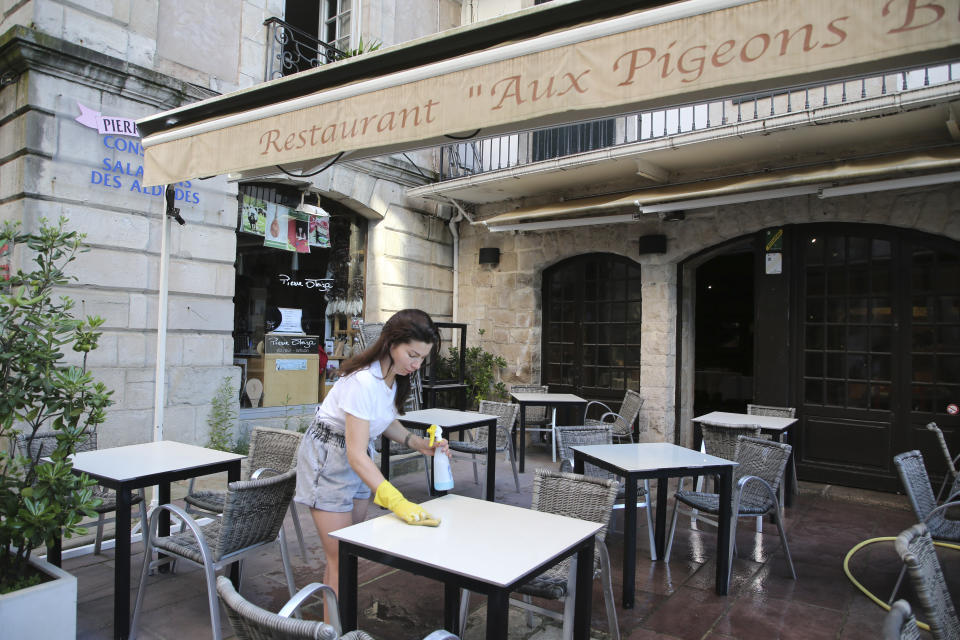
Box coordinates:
[264,334,320,354]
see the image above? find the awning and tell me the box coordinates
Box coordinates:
[481,148,960,228]
[139,0,960,187]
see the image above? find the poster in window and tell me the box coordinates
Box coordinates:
[240,195,267,235]
[308,210,331,248]
[288,209,311,253]
[263,201,289,250]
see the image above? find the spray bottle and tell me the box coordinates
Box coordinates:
[426,424,454,491]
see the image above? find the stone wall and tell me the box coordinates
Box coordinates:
[0,0,281,91]
[0,28,240,447]
[457,183,960,445]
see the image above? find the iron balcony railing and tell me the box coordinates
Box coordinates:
[439,61,959,181]
[263,17,345,81]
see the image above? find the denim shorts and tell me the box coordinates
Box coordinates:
[294,422,373,512]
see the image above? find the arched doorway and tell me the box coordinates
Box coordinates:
[542,254,643,409]
[686,223,960,491]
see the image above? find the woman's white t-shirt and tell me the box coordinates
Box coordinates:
[314,360,398,439]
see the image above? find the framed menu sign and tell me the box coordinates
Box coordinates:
[264,334,320,354]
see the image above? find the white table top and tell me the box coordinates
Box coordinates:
[510,392,585,403]
[331,494,602,587]
[693,411,797,431]
[400,408,497,427]
[69,440,244,482]
[571,442,736,473]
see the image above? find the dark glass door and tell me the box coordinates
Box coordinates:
[795,225,960,490]
[542,254,642,406]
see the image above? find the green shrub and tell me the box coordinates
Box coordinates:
[206,376,238,452]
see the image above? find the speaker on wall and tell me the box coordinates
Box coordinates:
[637,234,667,255]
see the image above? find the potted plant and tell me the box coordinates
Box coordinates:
[0,218,112,638]
[437,328,508,409]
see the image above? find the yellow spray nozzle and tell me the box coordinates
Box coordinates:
[427,424,439,447]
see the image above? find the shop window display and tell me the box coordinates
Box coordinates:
[234,183,366,408]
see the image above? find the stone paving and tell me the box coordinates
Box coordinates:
[64,441,959,640]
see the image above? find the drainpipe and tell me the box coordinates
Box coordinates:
[444,197,474,322]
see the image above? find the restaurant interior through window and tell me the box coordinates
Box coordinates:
[234,183,366,409]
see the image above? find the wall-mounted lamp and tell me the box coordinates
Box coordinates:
[478,247,500,266]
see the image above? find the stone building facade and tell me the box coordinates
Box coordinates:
[0,0,459,447]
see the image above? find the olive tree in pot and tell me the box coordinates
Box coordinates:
[0,218,112,638]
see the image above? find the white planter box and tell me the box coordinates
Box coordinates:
[0,555,77,640]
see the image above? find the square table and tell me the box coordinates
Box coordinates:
[572,442,737,604]
[65,440,244,640]
[391,408,499,501]
[332,494,602,639]
[510,392,587,473]
[693,411,798,506]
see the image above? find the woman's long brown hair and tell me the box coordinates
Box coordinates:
[339,309,439,414]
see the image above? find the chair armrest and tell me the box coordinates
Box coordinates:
[147,503,216,567]
[277,581,341,632]
[250,466,283,479]
[732,475,779,514]
[599,411,624,424]
[585,400,613,419]
[422,632,461,640]
[559,458,574,473]
[923,499,960,522]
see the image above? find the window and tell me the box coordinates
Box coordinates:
[323,0,352,51]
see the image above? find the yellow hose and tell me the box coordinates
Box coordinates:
[842,536,960,632]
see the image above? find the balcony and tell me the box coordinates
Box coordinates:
[263,17,345,81]
[425,61,960,205]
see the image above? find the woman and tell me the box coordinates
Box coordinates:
[294,308,448,598]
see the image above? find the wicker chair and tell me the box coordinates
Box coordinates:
[555,424,657,560]
[184,426,307,557]
[510,384,556,460]
[216,576,459,640]
[894,523,960,640]
[666,436,797,580]
[459,469,622,640]
[883,599,922,640]
[747,404,798,507]
[130,469,299,640]
[447,400,521,497]
[17,431,149,555]
[584,389,643,443]
[926,422,960,502]
[690,422,765,533]
[889,450,960,603]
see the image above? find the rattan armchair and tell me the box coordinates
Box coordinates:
[555,424,657,560]
[894,523,960,640]
[747,404,797,506]
[130,469,299,640]
[584,389,643,443]
[447,400,521,497]
[883,600,922,640]
[216,576,460,640]
[926,422,960,502]
[889,450,960,603]
[666,436,797,580]
[17,431,149,555]
[689,422,764,533]
[184,426,307,557]
[458,469,622,640]
[510,384,555,459]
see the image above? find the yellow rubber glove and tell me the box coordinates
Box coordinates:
[374,480,440,526]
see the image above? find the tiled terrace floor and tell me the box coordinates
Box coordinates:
[65,444,959,640]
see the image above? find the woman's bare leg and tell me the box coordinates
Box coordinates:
[310,507,354,623]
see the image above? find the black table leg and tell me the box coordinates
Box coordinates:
[486,590,509,640]
[716,467,733,595]
[443,582,461,634]
[784,427,796,508]
[623,476,638,608]
[518,405,527,473]
[227,464,242,584]
[654,476,669,558]
[115,487,132,640]
[485,418,496,501]
[573,538,595,640]
[380,434,391,479]
[48,536,62,567]
[338,544,359,632]
[157,482,171,574]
